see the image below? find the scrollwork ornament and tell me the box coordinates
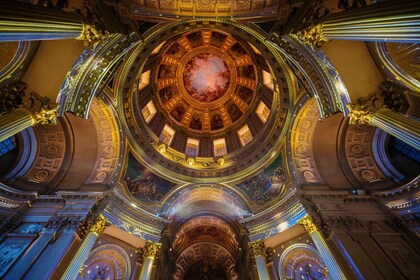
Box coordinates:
[298,214,317,234]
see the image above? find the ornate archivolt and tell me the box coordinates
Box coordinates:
[86,98,121,185]
[341,123,387,186]
[117,0,286,20]
[278,244,330,280]
[173,242,238,280]
[290,99,324,184]
[163,185,249,220]
[172,216,238,255]
[19,119,70,188]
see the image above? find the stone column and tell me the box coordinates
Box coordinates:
[4,218,64,280]
[139,241,161,280]
[299,215,347,280]
[248,240,270,280]
[0,1,108,46]
[295,0,420,48]
[61,215,108,280]
[347,105,420,151]
[0,106,59,142]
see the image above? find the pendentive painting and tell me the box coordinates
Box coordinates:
[236,152,287,202]
[124,152,176,202]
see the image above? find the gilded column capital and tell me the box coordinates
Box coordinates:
[248,240,266,257]
[78,23,112,48]
[346,103,374,125]
[298,214,317,234]
[32,104,60,125]
[295,24,327,48]
[143,241,162,259]
[89,215,109,235]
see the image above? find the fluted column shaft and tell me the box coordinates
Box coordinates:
[0,108,36,142]
[296,0,420,47]
[322,0,420,43]
[61,216,108,280]
[249,240,270,280]
[299,215,347,280]
[370,108,420,150]
[4,230,55,280]
[0,1,84,41]
[138,241,161,280]
[348,106,420,150]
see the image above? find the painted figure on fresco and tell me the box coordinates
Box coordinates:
[236,154,287,201]
[124,153,175,202]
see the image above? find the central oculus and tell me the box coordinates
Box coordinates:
[183,53,230,103]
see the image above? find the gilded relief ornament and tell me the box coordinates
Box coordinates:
[144,241,162,259]
[78,24,112,48]
[90,215,109,235]
[33,104,60,125]
[295,24,327,49]
[298,214,317,234]
[248,240,265,257]
[346,103,374,125]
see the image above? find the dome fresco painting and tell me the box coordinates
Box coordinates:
[0,1,419,280]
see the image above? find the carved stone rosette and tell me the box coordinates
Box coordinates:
[248,240,265,257]
[298,214,317,234]
[144,241,162,260]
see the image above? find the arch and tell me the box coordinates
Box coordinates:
[77,244,132,280]
[289,98,324,184]
[162,184,250,220]
[173,242,238,280]
[279,243,330,280]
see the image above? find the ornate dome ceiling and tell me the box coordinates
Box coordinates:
[117,20,293,184]
[154,30,259,136]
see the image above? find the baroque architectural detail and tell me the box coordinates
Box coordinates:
[347,81,409,125]
[86,98,120,184]
[295,24,327,49]
[90,215,109,235]
[298,214,317,234]
[248,240,265,257]
[143,241,162,259]
[343,123,387,185]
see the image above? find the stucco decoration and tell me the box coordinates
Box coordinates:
[86,98,120,185]
[20,119,67,187]
[343,123,387,185]
[290,99,324,184]
[174,242,238,280]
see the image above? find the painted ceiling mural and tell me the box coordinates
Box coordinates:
[183,53,230,103]
[124,152,176,202]
[154,30,258,134]
[236,152,287,202]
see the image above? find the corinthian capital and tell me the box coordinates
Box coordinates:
[298,214,317,234]
[33,104,60,125]
[248,240,265,257]
[295,24,327,48]
[346,103,374,125]
[89,215,109,235]
[144,241,161,259]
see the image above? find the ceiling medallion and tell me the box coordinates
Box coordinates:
[155,30,257,134]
